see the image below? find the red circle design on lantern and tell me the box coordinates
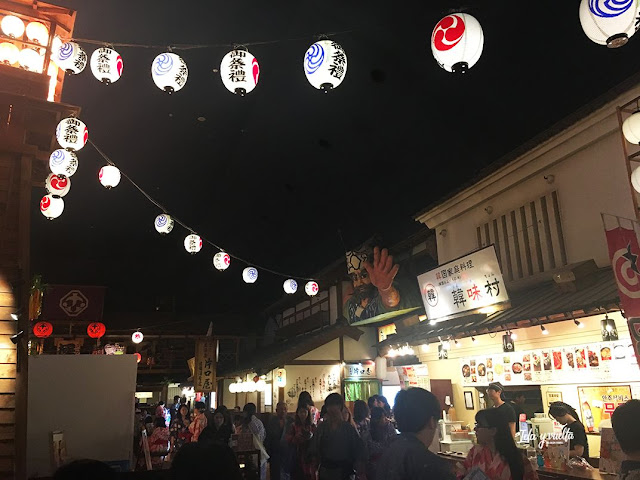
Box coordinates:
[134,352,141,363]
[33,321,53,338]
[87,322,106,339]
[40,195,51,211]
[432,15,466,52]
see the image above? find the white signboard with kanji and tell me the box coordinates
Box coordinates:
[417,246,509,321]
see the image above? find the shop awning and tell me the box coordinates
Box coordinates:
[220,322,365,377]
[379,267,620,347]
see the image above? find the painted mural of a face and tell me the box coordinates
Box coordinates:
[347,250,375,303]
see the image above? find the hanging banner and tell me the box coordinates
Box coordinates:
[41,285,106,321]
[417,246,509,321]
[275,368,286,388]
[194,338,217,392]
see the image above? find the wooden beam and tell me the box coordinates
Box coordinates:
[287,360,340,366]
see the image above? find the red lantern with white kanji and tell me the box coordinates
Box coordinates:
[33,321,53,338]
[87,322,106,339]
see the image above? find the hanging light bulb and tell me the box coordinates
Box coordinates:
[220,49,259,95]
[631,166,640,194]
[574,319,584,329]
[151,52,188,93]
[213,252,231,271]
[305,281,319,296]
[90,47,123,84]
[303,40,347,92]
[541,325,549,335]
[132,331,144,344]
[184,234,203,254]
[579,0,640,48]
[455,339,461,347]
[40,194,64,219]
[243,267,258,284]
[154,214,174,234]
[25,21,49,45]
[623,111,640,145]
[99,165,121,188]
[511,331,517,339]
[53,41,87,74]
[431,13,484,73]
[283,279,298,294]
[1,15,24,38]
[49,149,78,177]
[421,344,430,352]
[18,48,44,72]
[0,42,20,64]
[45,173,70,197]
[55,117,88,151]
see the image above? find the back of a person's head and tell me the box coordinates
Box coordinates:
[368,394,379,409]
[53,460,116,480]
[325,393,344,409]
[144,415,153,424]
[171,442,242,480]
[353,400,370,422]
[613,399,640,454]
[370,406,386,424]
[244,402,257,415]
[378,396,389,406]
[159,401,164,406]
[154,417,166,428]
[394,388,440,433]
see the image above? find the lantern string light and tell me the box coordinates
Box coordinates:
[87,139,317,282]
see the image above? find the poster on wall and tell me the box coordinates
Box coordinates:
[194,338,217,392]
[577,385,631,433]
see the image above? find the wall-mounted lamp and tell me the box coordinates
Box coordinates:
[484,206,493,215]
[439,229,447,237]
[540,325,549,335]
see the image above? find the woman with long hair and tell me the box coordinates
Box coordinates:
[169,404,191,454]
[458,408,537,480]
[365,407,397,480]
[353,400,370,438]
[286,405,317,480]
[548,402,590,459]
[298,391,320,425]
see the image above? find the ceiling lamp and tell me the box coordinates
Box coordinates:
[632,166,640,193]
[45,173,70,197]
[55,117,88,151]
[574,319,584,329]
[431,13,484,73]
[1,15,24,38]
[623,111,640,144]
[40,194,64,219]
[90,47,123,84]
[213,252,231,271]
[152,52,188,94]
[305,281,319,296]
[54,41,87,74]
[541,325,549,335]
[0,42,19,64]
[303,40,347,92]
[25,21,49,45]
[98,165,121,188]
[131,331,144,344]
[18,48,43,72]
[184,234,203,254]
[154,214,174,234]
[283,279,298,294]
[49,149,78,177]
[220,49,259,95]
[579,0,640,48]
[243,267,258,284]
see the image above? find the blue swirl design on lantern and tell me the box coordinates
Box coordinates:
[153,54,174,76]
[305,43,325,75]
[589,0,633,17]
[247,268,258,280]
[156,215,168,228]
[58,42,74,61]
[50,149,65,166]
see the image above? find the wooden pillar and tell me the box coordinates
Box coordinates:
[339,336,345,400]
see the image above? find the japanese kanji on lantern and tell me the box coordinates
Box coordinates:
[55,117,88,151]
[303,40,347,92]
[90,47,123,84]
[53,41,87,74]
[152,52,188,93]
[87,322,106,339]
[431,13,484,73]
[213,252,231,271]
[40,194,64,220]
[132,331,144,344]
[45,173,71,197]
[417,245,509,321]
[220,49,260,96]
[184,234,202,254]
[49,149,78,178]
[579,0,640,48]
[154,214,174,234]
[33,321,53,338]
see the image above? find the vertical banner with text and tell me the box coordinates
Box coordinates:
[194,338,217,393]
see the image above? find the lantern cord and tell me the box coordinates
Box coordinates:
[87,139,317,282]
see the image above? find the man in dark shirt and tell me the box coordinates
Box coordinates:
[612,399,640,480]
[377,388,455,480]
[265,402,293,480]
[487,382,516,437]
[510,392,526,432]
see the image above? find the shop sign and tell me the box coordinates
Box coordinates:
[275,368,286,388]
[344,363,376,379]
[194,338,217,392]
[397,365,429,389]
[378,323,397,342]
[578,385,631,433]
[417,246,509,321]
[41,285,106,321]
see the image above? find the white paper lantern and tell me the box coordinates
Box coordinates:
[283,279,298,294]
[213,252,231,271]
[303,40,347,92]
[45,173,70,197]
[154,214,174,234]
[1,15,24,38]
[0,42,20,64]
[18,48,43,72]
[40,194,64,219]
[623,111,640,144]
[632,166,640,193]
[579,0,640,47]
[229,382,238,393]
[431,13,484,73]
[49,149,78,177]
[90,47,123,84]
[54,41,87,74]
[375,356,387,380]
[152,53,188,93]
[132,331,144,344]
[25,21,49,45]
[256,379,266,391]
[243,267,258,284]
[184,234,202,254]
[220,49,260,95]
[99,165,121,188]
[55,117,88,151]
[305,281,319,296]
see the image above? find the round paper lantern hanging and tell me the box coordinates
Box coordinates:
[33,321,53,338]
[305,281,319,296]
[55,117,88,151]
[243,267,258,284]
[87,322,106,339]
[431,13,484,73]
[45,173,70,197]
[40,194,64,220]
[213,252,231,271]
[54,41,87,74]
[283,279,298,294]
[49,149,78,177]
[132,331,144,344]
[18,48,43,72]
[90,47,123,84]
[151,53,188,94]
[1,15,24,38]
[154,214,174,234]
[220,49,260,95]
[0,42,20,65]
[579,0,640,47]
[623,111,640,144]
[25,21,49,45]
[631,166,640,193]
[99,165,121,188]
[184,234,202,254]
[134,352,142,363]
[303,40,347,92]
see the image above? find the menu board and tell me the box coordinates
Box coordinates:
[460,341,640,386]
